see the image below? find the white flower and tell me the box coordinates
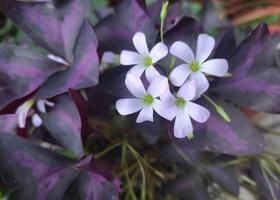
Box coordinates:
[36,99,55,113]
[120,32,168,82]
[116,74,168,123]
[155,80,210,139]
[169,34,229,96]
[31,113,43,127]
[15,99,55,128]
[15,100,35,128]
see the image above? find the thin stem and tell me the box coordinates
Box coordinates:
[122,142,137,200]
[94,142,122,159]
[127,143,164,178]
[127,144,146,200]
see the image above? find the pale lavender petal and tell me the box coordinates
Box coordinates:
[189,72,209,98]
[185,102,210,123]
[116,98,143,115]
[170,64,191,87]
[31,114,42,127]
[147,76,168,97]
[196,34,215,63]
[145,66,161,82]
[136,106,154,123]
[160,89,176,104]
[120,50,143,65]
[150,42,168,63]
[125,74,146,98]
[153,99,177,121]
[127,64,145,78]
[200,59,229,77]
[170,41,194,63]
[177,80,196,101]
[174,112,193,138]
[133,32,150,56]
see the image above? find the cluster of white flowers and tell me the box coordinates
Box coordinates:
[116,32,229,139]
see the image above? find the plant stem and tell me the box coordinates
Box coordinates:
[94,141,122,159]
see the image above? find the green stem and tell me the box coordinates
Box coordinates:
[122,142,137,200]
[94,142,122,159]
[127,144,146,200]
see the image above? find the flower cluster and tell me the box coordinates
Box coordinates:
[116,32,229,138]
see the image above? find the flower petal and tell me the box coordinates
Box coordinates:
[177,80,196,101]
[15,100,34,128]
[145,66,161,82]
[170,41,195,63]
[185,102,210,123]
[174,111,193,138]
[125,73,146,98]
[153,99,177,121]
[189,72,209,98]
[116,98,143,115]
[133,32,150,56]
[31,114,42,127]
[127,64,145,78]
[150,42,168,63]
[170,64,191,87]
[200,59,229,77]
[196,34,215,63]
[136,106,154,123]
[160,89,176,104]
[120,50,143,65]
[147,76,168,97]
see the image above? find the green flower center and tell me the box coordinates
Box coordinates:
[176,97,186,108]
[143,95,154,105]
[189,61,200,72]
[143,56,153,67]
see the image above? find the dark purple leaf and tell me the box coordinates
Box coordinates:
[205,166,239,195]
[0,114,17,133]
[69,89,93,144]
[164,16,201,49]
[95,0,156,53]
[0,133,76,200]
[204,99,265,155]
[40,95,83,158]
[36,20,99,99]
[166,173,210,200]
[64,171,119,200]
[213,27,236,59]
[251,161,280,200]
[0,0,91,62]
[0,134,119,200]
[0,45,60,110]
[212,29,280,113]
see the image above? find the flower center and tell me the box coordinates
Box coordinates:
[143,56,153,67]
[143,95,154,105]
[189,61,200,72]
[176,97,186,108]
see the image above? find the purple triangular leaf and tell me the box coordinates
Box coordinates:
[95,0,156,53]
[36,20,99,99]
[204,99,265,155]
[212,31,280,113]
[40,95,83,158]
[0,45,60,110]
[0,134,119,200]
[0,0,91,62]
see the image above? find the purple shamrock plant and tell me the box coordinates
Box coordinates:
[0,0,280,199]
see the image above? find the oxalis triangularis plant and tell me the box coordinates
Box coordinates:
[0,0,280,199]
